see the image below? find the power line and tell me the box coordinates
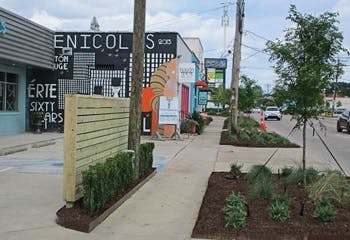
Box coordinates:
[146,6,223,30]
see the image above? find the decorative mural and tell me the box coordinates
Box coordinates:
[141,59,178,136]
[28,32,178,130]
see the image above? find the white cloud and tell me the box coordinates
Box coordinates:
[30,10,63,30]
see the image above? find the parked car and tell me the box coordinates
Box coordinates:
[337,109,350,133]
[334,108,346,114]
[264,106,282,121]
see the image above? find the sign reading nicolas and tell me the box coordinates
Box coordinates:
[27,32,179,131]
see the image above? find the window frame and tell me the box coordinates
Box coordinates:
[0,71,19,112]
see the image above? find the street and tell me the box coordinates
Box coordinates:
[254,113,350,176]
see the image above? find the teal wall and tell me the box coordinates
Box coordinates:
[190,53,200,113]
[0,64,26,136]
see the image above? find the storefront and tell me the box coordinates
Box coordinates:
[0,7,54,136]
[1,7,202,136]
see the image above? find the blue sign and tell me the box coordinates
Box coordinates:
[198,91,208,105]
[0,21,6,35]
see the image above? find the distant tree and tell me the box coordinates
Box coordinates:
[238,75,263,112]
[336,100,342,107]
[211,85,232,110]
[267,5,347,185]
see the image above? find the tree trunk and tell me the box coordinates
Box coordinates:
[302,118,307,186]
[128,0,146,180]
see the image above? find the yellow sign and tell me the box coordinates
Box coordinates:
[207,72,215,79]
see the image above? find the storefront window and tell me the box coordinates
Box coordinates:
[0,71,19,112]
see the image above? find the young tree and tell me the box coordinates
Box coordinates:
[211,84,232,110]
[267,5,347,185]
[238,75,263,112]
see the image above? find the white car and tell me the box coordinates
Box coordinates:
[264,106,282,121]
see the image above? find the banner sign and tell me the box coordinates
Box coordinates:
[178,63,195,83]
[158,96,179,124]
[198,91,208,105]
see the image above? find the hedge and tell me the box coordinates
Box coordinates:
[139,142,155,177]
[82,151,134,215]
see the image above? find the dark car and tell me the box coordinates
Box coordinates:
[337,109,350,133]
[334,108,346,114]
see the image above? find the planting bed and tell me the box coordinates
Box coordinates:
[220,130,300,148]
[192,172,350,240]
[56,168,156,233]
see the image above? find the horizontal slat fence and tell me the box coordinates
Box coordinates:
[63,94,130,205]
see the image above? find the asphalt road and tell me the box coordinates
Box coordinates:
[253,113,350,176]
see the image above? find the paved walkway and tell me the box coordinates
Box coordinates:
[0,116,327,240]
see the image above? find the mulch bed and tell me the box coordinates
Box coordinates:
[192,172,350,240]
[220,130,300,148]
[56,168,156,232]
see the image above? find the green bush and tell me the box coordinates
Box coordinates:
[230,162,243,176]
[268,194,291,222]
[223,192,247,229]
[246,165,273,184]
[239,131,251,141]
[251,176,275,200]
[308,170,350,205]
[286,167,319,185]
[82,151,134,215]
[188,111,205,134]
[180,119,198,133]
[281,167,293,178]
[139,142,155,177]
[313,198,336,222]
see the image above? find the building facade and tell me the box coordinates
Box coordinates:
[0,7,54,136]
[0,7,202,136]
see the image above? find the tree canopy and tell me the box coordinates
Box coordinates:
[238,75,263,112]
[266,5,348,185]
[210,84,232,109]
[267,5,347,119]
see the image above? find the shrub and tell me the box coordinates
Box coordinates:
[286,167,319,185]
[281,167,293,178]
[228,133,238,141]
[223,192,247,229]
[269,198,290,222]
[246,165,273,184]
[313,198,336,222]
[180,119,198,133]
[251,176,275,200]
[230,162,243,177]
[139,142,155,177]
[308,170,350,206]
[239,131,251,141]
[188,111,205,134]
[82,151,134,215]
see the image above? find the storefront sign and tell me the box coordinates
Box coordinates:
[204,58,227,69]
[178,63,195,83]
[158,96,179,125]
[198,91,208,105]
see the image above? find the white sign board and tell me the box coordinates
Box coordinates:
[178,63,195,83]
[159,97,179,125]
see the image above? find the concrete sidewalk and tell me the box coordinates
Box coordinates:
[0,132,63,156]
[0,116,320,240]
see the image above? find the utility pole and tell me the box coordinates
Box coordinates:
[229,0,245,132]
[128,0,146,179]
[331,58,340,117]
[221,1,230,56]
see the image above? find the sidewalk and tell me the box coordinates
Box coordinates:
[0,116,313,240]
[0,132,63,156]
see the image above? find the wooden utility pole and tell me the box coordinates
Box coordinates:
[128,0,146,179]
[229,0,244,133]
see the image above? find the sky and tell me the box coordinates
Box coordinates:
[1,0,350,92]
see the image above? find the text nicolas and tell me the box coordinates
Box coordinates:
[54,33,160,50]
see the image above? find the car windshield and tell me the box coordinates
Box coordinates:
[266,107,278,111]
